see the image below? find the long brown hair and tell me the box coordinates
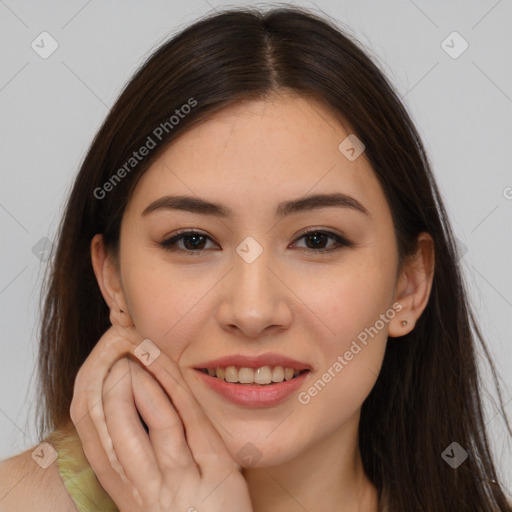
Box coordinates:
[36,5,511,510]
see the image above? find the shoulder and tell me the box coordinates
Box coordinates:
[0,444,76,512]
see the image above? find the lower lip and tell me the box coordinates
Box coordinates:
[194,369,310,407]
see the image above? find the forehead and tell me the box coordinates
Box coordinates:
[126,92,388,221]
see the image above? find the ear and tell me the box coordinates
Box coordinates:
[388,232,435,337]
[90,234,133,327]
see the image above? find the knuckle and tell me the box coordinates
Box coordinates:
[161,453,193,473]
[107,357,129,377]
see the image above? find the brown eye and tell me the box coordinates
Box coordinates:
[159,230,218,256]
[292,230,353,254]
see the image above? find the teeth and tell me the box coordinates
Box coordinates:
[203,365,306,385]
[255,366,272,384]
[271,366,284,382]
[238,367,255,384]
[225,366,238,383]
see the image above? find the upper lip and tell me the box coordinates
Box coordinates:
[194,352,312,371]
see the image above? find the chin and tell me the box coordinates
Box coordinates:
[221,434,305,469]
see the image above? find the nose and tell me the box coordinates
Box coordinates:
[216,249,293,339]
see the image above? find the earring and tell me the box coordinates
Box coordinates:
[401,320,408,327]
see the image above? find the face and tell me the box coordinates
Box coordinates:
[110,92,403,466]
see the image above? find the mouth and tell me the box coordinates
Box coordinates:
[197,365,310,385]
[194,365,311,407]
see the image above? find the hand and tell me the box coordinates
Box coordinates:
[70,325,253,512]
[70,323,143,481]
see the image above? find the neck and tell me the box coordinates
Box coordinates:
[242,412,379,512]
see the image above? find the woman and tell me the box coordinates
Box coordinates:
[1,5,510,511]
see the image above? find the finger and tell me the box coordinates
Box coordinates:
[71,365,126,477]
[81,325,143,476]
[134,342,240,473]
[71,390,144,510]
[103,357,166,502]
[128,358,198,476]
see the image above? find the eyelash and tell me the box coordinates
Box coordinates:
[159,229,353,256]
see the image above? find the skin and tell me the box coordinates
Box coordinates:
[89,90,435,511]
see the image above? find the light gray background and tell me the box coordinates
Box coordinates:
[1,0,511,493]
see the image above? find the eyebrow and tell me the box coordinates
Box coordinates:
[141,192,369,218]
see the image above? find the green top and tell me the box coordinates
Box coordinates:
[45,426,119,512]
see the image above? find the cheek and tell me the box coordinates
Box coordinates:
[295,278,392,436]
[291,257,394,408]
[120,248,239,362]
[291,257,397,348]
[120,257,204,358]
[296,346,384,446]
[298,259,395,426]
